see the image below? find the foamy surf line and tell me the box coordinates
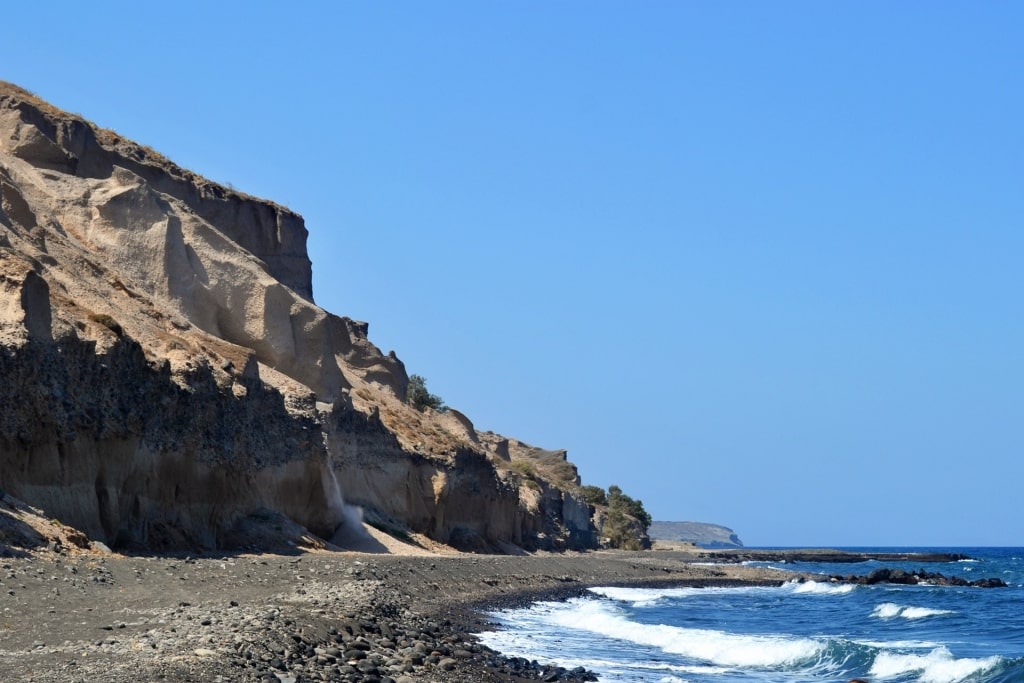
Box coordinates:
[789,580,857,595]
[588,583,779,606]
[870,646,1001,683]
[488,595,824,668]
[589,585,707,605]
[479,592,1014,683]
[589,581,854,606]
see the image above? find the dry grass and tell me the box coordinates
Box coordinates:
[502,451,579,490]
[350,381,466,459]
[0,80,288,211]
[508,460,537,478]
[0,81,66,118]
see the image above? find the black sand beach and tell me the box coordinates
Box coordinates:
[0,546,810,682]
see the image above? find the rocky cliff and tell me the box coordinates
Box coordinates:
[0,82,598,553]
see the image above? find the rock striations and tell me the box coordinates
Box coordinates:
[0,82,598,554]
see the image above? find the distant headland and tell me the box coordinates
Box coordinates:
[650,521,744,548]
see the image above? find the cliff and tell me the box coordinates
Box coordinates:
[0,82,599,553]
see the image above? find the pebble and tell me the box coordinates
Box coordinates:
[0,556,600,683]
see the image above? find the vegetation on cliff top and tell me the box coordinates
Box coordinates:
[580,484,652,551]
[406,374,447,413]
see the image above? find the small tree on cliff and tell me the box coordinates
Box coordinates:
[406,374,447,412]
[607,485,652,531]
[580,485,608,506]
[597,484,652,550]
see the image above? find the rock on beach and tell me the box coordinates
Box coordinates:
[0,547,796,682]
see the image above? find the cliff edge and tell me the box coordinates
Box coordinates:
[0,82,600,553]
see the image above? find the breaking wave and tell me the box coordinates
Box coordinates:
[547,599,823,668]
[870,646,1001,683]
[789,580,857,595]
[588,585,707,606]
[872,602,956,620]
[481,596,823,670]
[481,551,1024,683]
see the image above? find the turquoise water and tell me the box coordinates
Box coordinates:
[479,548,1024,683]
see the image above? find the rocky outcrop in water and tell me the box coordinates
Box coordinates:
[828,568,1008,588]
[0,82,601,553]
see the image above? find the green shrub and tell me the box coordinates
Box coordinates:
[602,507,647,551]
[595,484,652,550]
[406,374,447,412]
[607,485,652,531]
[580,485,608,506]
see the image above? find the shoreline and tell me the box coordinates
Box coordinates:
[0,546,956,682]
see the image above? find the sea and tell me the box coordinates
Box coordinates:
[478,548,1024,683]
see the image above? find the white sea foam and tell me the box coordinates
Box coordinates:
[902,606,955,619]
[856,639,943,650]
[588,584,769,606]
[789,580,856,595]
[872,603,954,620]
[565,657,729,676]
[478,598,769,676]
[589,586,704,606]
[543,598,823,667]
[870,646,1000,683]
[741,561,794,572]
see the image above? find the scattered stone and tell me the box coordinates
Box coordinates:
[830,568,1008,588]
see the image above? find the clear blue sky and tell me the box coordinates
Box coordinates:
[5,3,1022,546]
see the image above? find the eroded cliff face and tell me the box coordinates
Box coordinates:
[0,82,598,553]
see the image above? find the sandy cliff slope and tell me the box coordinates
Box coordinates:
[0,81,597,553]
